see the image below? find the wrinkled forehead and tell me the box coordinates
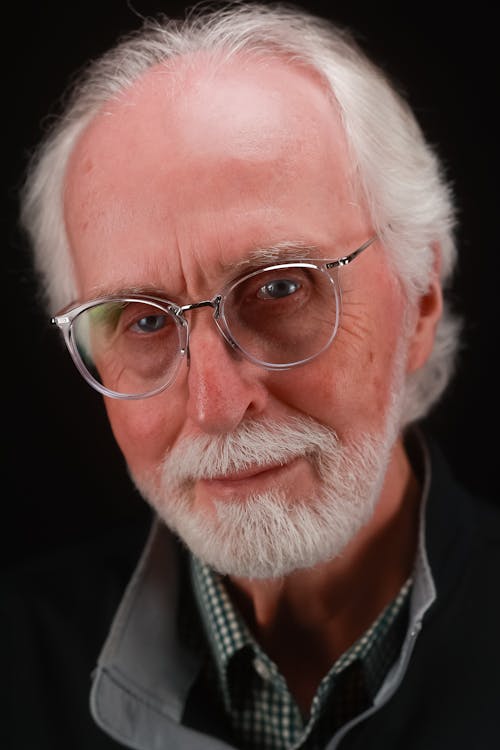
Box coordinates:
[67,51,354,188]
[64,52,368,301]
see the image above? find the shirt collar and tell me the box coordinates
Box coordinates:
[191,551,413,702]
[406,429,437,628]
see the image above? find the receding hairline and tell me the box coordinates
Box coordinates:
[71,42,342,146]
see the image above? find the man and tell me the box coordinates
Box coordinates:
[4,2,499,749]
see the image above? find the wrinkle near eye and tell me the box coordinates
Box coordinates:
[337,305,373,347]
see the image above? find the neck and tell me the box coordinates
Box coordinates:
[226,437,421,712]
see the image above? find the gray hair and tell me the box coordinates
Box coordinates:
[19,1,461,424]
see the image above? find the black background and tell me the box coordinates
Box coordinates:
[4,1,499,567]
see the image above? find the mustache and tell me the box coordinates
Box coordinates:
[159,416,339,484]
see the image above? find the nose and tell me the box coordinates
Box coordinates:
[184,309,269,434]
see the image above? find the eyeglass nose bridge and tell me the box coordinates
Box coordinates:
[177,294,222,318]
[175,295,235,364]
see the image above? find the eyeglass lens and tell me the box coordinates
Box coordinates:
[70,265,339,397]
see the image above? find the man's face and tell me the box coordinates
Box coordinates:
[64,57,413,575]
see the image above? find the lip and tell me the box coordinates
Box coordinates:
[200,457,300,489]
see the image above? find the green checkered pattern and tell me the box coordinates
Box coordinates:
[190,556,412,750]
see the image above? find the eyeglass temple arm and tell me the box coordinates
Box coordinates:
[325,235,378,270]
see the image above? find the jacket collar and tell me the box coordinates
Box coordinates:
[90,520,235,749]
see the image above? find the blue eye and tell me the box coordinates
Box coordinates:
[132,314,167,333]
[257,279,300,299]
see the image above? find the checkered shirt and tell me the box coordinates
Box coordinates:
[189,555,412,750]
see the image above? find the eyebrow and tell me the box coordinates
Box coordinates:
[228,241,321,273]
[85,241,322,301]
[85,282,170,301]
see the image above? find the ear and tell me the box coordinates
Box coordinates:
[406,245,443,374]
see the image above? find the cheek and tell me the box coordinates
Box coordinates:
[104,393,183,475]
[273,296,407,436]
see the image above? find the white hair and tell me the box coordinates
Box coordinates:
[19,1,460,424]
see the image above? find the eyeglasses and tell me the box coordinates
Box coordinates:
[51,235,377,399]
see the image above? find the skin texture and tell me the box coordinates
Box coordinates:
[64,55,442,710]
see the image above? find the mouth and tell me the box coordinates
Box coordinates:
[196,456,303,496]
[209,460,294,482]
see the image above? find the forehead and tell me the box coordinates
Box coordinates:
[64,53,368,299]
[70,52,345,165]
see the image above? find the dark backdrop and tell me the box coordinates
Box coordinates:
[4,1,499,567]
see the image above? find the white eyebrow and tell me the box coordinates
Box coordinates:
[230,241,321,273]
[82,282,168,301]
[82,242,322,302]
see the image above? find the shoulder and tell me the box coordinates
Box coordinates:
[1,511,153,640]
[423,433,500,631]
[1,510,152,651]
[417,431,500,626]
[424,433,500,538]
[0,512,153,749]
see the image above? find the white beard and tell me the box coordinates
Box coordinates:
[132,356,407,580]
[132,313,411,580]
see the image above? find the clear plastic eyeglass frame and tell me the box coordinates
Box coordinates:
[51,235,377,399]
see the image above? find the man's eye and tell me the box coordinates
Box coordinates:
[256,279,301,299]
[130,314,168,333]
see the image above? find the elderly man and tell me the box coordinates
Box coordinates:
[5,3,499,749]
